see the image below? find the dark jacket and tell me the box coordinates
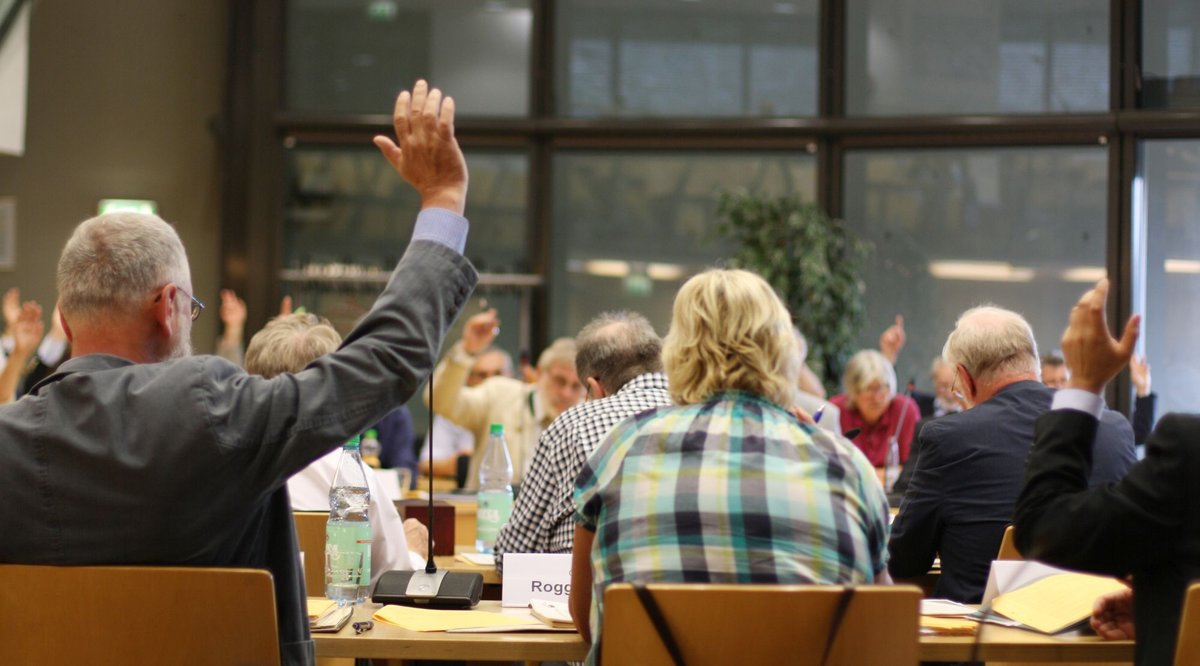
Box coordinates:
[888,380,1135,602]
[1017,409,1200,666]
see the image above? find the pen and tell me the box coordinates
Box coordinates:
[813,404,826,423]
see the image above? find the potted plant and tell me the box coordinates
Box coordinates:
[716,191,872,394]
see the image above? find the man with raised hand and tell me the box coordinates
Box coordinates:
[0,80,475,666]
[1015,278,1198,666]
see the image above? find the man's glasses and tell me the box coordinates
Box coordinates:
[183,289,205,321]
[156,285,205,321]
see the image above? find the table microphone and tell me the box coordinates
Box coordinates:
[372,374,484,608]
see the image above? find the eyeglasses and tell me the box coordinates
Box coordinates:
[155,285,205,321]
[178,287,205,321]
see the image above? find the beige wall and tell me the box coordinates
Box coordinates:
[0,0,227,353]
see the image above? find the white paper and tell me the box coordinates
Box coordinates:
[501,553,572,607]
[920,599,974,617]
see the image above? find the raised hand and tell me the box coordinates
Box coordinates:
[1129,354,1151,397]
[462,308,500,355]
[220,289,247,332]
[3,288,20,334]
[879,314,906,364]
[12,301,44,358]
[1062,278,1139,394]
[279,295,293,317]
[373,79,468,215]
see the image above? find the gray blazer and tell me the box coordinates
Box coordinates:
[0,235,476,665]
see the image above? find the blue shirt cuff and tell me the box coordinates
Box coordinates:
[412,208,468,255]
[1051,388,1105,420]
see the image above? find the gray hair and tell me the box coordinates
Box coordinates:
[942,305,1040,383]
[575,311,663,394]
[842,349,896,402]
[57,213,190,322]
[245,313,343,378]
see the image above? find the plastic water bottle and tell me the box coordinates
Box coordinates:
[361,428,382,469]
[884,436,901,492]
[476,423,513,554]
[325,435,372,605]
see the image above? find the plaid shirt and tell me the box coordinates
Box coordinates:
[493,373,671,573]
[575,391,890,664]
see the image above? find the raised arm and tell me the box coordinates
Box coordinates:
[0,301,44,403]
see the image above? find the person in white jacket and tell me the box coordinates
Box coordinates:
[245,312,429,583]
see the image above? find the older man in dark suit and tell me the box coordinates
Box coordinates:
[888,304,1135,603]
[1015,278,1200,666]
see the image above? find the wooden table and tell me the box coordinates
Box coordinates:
[921,623,1133,663]
[313,602,1135,664]
[313,602,586,662]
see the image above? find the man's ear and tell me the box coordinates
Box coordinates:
[59,311,74,343]
[152,284,179,338]
[957,364,977,401]
[586,376,607,400]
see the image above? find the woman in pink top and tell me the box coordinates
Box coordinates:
[830,349,920,470]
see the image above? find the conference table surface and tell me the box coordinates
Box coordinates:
[312,601,1135,663]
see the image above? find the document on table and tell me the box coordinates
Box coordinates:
[989,572,1127,634]
[456,552,495,566]
[373,604,542,632]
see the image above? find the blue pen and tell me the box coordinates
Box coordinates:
[813,403,826,423]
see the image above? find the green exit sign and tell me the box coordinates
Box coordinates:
[98,199,158,215]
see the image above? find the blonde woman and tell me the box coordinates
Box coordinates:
[831,349,920,470]
[567,269,890,665]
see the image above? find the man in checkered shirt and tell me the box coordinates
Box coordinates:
[493,310,670,573]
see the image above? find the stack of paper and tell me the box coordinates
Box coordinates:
[530,598,574,629]
[373,604,542,632]
[920,616,978,636]
[307,599,352,633]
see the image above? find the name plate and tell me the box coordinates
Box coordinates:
[501,553,572,607]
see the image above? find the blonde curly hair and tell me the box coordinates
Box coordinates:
[663,269,799,406]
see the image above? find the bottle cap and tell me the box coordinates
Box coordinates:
[489,423,504,435]
[365,429,378,439]
[343,435,362,448]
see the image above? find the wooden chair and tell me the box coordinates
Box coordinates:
[0,564,279,666]
[601,583,921,665]
[1174,582,1200,665]
[997,524,1023,560]
[293,510,328,595]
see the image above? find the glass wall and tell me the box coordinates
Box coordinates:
[249,0,1200,422]
[286,0,532,116]
[1134,140,1200,415]
[1142,0,1200,108]
[551,151,816,337]
[843,147,1109,388]
[556,0,819,117]
[846,0,1109,115]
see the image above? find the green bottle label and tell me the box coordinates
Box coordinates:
[476,490,513,543]
[325,520,372,592]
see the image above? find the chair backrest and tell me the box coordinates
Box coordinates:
[293,510,328,594]
[0,564,280,666]
[1174,582,1200,665]
[601,583,921,666]
[997,525,1023,560]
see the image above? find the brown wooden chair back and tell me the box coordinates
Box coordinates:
[293,510,328,595]
[997,525,1023,560]
[0,564,279,665]
[1175,582,1200,665]
[601,583,921,666]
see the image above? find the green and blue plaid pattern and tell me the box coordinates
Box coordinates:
[574,390,890,663]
